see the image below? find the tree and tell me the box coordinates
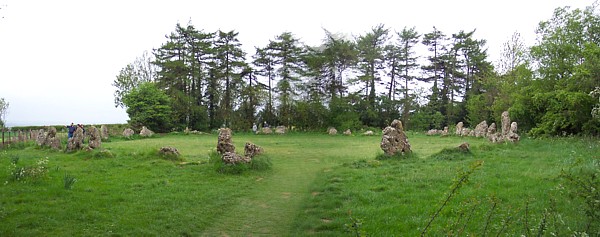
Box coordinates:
[122,82,172,132]
[396,27,421,129]
[0,98,8,129]
[321,30,358,100]
[252,46,278,126]
[421,26,447,116]
[213,30,247,127]
[112,51,157,108]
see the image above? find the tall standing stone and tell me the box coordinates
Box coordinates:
[67,127,84,151]
[100,125,109,140]
[380,119,411,156]
[474,121,488,138]
[217,128,235,154]
[455,122,464,136]
[88,126,102,149]
[501,111,511,137]
[36,129,46,146]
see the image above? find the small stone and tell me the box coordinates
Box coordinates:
[458,142,470,151]
[159,146,180,157]
[123,128,135,138]
[244,142,263,158]
[140,126,154,137]
[260,127,273,135]
[363,130,374,136]
[275,126,286,134]
[328,127,337,135]
[343,129,352,136]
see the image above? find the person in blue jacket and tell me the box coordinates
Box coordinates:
[66,123,76,139]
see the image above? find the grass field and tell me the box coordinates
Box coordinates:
[0,132,598,236]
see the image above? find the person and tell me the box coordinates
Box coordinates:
[66,123,76,139]
[252,123,257,133]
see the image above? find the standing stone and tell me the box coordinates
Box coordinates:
[343,129,352,136]
[506,122,520,142]
[36,129,46,146]
[461,128,472,137]
[501,111,511,138]
[217,128,235,154]
[474,121,488,138]
[88,126,102,149]
[140,126,154,137]
[244,142,263,158]
[455,122,464,135]
[426,129,440,136]
[18,130,25,143]
[67,127,84,151]
[487,123,497,137]
[159,146,180,157]
[328,127,338,135]
[380,119,411,156]
[442,126,449,136]
[100,125,109,140]
[260,127,273,135]
[123,128,135,138]
[222,152,251,164]
[275,126,286,134]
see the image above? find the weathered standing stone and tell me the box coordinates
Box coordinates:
[140,126,154,137]
[458,142,470,152]
[426,129,440,136]
[455,122,464,135]
[343,129,352,136]
[159,146,180,157]
[363,130,374,136]
[36,129,46,146]
[67,127,84,151]
[217,128,235,154]
[18,130,25,142]
[442,127,449,136]
[487,123,496,137]
[275,126,286,134]
[506,122,520,142]
[380,119,411,156]
[474,121,488,138]
[328,127,337,135]
[123,128,135,138]
[222,152,251,164]
[461,128,472,137]
[260,127,273,135]
[88,126,102,149]
[100,125,109,140]
[48,137,62,150]
[244,142,263,158]
[501,111,511,137]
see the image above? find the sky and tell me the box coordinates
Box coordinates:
[0,0,596,127]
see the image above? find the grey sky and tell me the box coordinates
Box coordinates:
[0,0,594,127]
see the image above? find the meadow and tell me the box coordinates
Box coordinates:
[0,132,598,236]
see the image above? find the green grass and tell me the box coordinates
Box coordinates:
[0,133,598,236]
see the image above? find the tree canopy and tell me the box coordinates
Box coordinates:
[114,3,600,136]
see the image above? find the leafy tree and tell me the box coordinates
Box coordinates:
[112,51,157,108]
[122,82,173,132]
[0,98,8,129]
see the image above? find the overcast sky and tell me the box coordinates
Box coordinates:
[0,0,595,127]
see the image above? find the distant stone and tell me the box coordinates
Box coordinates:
[159,146,180,157]
[455,122,464,135]
[487,123,497,137]
[67,127,84,151]
[458,142,470,152]
[442,126,449,136]
[343,129,352,136]
[260,127,273,135]
[501,111,511,138]
[474,121,488,138]
[47,137,62,150]
[363,130,374,136]
[123,128,135,138]
[275,126,286,134]
[140,126,154,137]
[426,129,440,136]
[380,119,411,156]
[506,122,520,142]
[328,127,337,135]
[36,129,45,146]
[217,128,235,154]
[244,142,263,158]
[100,125,109,140]
[88,126,102,149]
[461,128,472,137]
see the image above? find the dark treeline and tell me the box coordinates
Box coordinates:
[114,4,600,135]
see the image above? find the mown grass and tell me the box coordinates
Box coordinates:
[0,132,597,236]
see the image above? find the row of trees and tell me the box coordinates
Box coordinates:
[114,4,600,135]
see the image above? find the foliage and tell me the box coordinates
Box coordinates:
[112,51,157,108]
[0,97,8,129]
[122,82,173,132]
[208,150,271,174]
[6,156,49,183]
[430,146,473,161]
[63,172,77,190]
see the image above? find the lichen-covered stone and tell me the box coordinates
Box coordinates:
[275,126,286,134]
[363,130,374,136]
[222,152,251,164]
[458,142,470,151]
[101,124,109,140]
[67,127,84,151]
[328,127,337,135]
[380,119,411,156]
[244,142,263,158]
[140,126,154,137]
[260,127,272,135]
[455,122,464,135]
[474,121,488,138]
[343,129,352,136]
[123,128,135,138]
[217,128,235,154]
[88,126,102,149]
[159,146,180,157]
